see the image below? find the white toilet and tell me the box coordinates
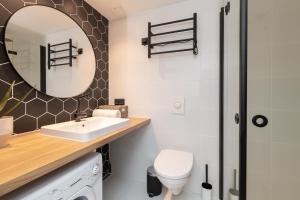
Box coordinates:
[154,149,193,199]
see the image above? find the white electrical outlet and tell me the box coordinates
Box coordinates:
[171,96,185,115]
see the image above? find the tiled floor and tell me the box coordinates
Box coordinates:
[103,175,201,200]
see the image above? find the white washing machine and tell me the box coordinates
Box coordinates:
[3,152,102,200]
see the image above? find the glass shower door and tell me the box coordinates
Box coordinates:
[222,0,240,200]
[247,0,300,199]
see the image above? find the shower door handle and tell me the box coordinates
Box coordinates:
[252,115,268,128]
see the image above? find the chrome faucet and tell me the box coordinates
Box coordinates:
[74,93,89,122]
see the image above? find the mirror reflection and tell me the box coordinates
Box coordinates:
[5,5,96,98]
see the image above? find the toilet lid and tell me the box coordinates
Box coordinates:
[154,149,193,180]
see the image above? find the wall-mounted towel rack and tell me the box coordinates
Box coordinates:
[142,13,198,58]
[48,39,83,69]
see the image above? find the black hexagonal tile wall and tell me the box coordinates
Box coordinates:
[79,98,88,111]
[13,82,37,102]
[0,44,9,64]
[14,115,36,133]
[74,0,83,6]
[77,6,87,21]
[37,92,53,102]
[93,10,102,21]
[27,99,47,118]
[94,68,101,80]
[48,98,64,115]
[83,1,93,14]
[38,113,55,128]
[83,21,93,35]
[55,4,65,12]
[52,0,63,4]
[0,81,9,101]
[102,32,108,44]
[0,3,12,26]
[23,0,36,3]
[102,52,108,62]
[0,0,23,13]
[88,36,97,48]
[98,79,105,88]
[98,60,105,71]
[37,0,55,7]
[94,48,101,60]
[102,89,108,99]
[71,15,82,26]
[0,27,4,41]
[0,0,110,178]
[89,98,97,110]
[97,21,106,33]
[64,98,77,113]
[64,0,76,14]
[90,79,97,89]
[1,99,25,120]
[85,88,93,97]
[88,15,97,27]
[0,64,22,84]
[101,70,108,80]
[93,29,101,40]
[98,40,105,51]
[98,98,106,106]
[93,88,101,99]
[56,111,70,123]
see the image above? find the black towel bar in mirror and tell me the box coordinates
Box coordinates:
[48,38,83,69]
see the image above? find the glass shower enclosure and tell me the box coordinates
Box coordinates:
[221,0,300,200]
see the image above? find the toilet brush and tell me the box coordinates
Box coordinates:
[201,164,212,200]
[229,169,239,200]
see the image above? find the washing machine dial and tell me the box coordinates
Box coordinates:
[92,164,100,175]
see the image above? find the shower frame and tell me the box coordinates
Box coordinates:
[239,0,248,199]
[219,0,248,200]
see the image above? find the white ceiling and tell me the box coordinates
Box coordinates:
[85,0,188,21]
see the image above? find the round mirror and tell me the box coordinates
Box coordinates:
[4,5,96,98]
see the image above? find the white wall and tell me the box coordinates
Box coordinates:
[109,0,220,199]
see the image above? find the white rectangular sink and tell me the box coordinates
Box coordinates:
[41,117,130,142]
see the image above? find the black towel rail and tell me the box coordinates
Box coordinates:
[151,28,194,36]
[48,39,83,69]
[151,17,194,27]
[151,48,194,55]
[151,38,194,47]
[142,13,198,58]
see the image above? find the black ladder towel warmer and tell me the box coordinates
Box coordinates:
[142,13,198,58]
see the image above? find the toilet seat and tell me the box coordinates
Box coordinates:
[154,149,193,180]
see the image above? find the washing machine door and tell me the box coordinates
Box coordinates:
[68,186,96,200]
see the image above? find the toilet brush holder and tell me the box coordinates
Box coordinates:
[202,164,212,200]
[229,169,239,200]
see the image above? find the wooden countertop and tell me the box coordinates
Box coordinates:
[0,117,150,197]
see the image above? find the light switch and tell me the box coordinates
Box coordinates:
[171,96,185,115]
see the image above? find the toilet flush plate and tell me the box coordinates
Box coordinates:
[171,96,185,115]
